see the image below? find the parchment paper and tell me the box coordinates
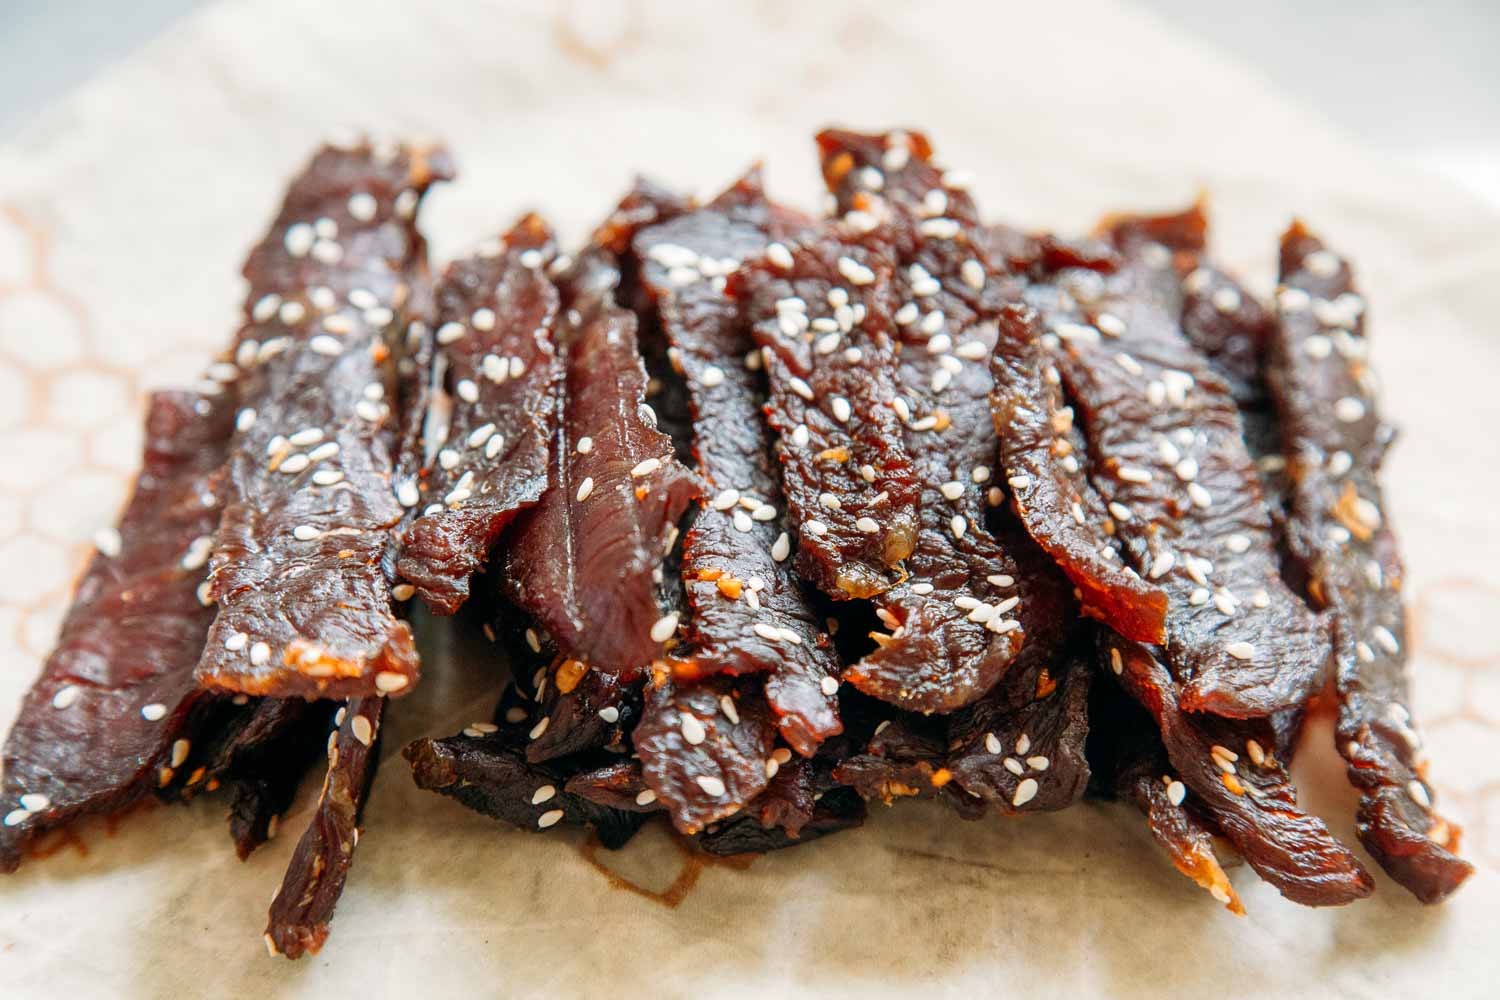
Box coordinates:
[1,1,1498,996]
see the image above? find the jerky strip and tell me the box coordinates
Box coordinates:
[736,226,920,600]
[633,171,840,753]
[697,755,865,856]
[266,696,385,959]
[990,303,1168,641]
[1271,223,1472,902]
[199,140,452,700]
[504,251,701,674]
[0,389,232,871]
[633,676,777,834]
[396,215,563,612]
[404,727,644,849]
[831,715,985,820]
[819,129,1030,711]
[1104,635,1373,906]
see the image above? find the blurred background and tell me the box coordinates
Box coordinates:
[6,0,1496,208]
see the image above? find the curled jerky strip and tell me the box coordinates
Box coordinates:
[504,251,700,675]
[1103,634,1373,906]
[633,170,841,754]
[396,215,563,613]
[1012,252,1332,718]
[736,225,920,600]
[199,140,453,700]
[265,696,384,959]
[818,128,1032,712]
[0,390,233,870]
[1270,224,1472,902]
[990,303,1168,641]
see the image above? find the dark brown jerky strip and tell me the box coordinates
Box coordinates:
[404,727,645,849]
[819,129,1032,711]
[697,758,865,856]
[1270,224,1471,902]
[0,389,233,871]
[211,699,331,858]
[945,651,1091,813]
[199,140,452,700]
[735,225,920,600]
[396,216,563,612]
[1012,255,1333,718]
[632,171,841,754]
[1103,634,1373,906]
[525,655,639,763]
[565,759,662,814]
[832,714,985,820]
[266,696,384,958]
[633,675,778,834]
[503,251,701,674]
[990,303,1168,642]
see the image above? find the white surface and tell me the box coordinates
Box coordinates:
[1,1,1499,997]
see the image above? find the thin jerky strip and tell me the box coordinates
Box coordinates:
[1015,255,1332,717]
[831,715,984,820]
[1104,635,1373,906]
[504,251,701,674]
[0,389,233,870]
[396,216,563,612]
[634,676,777,834]
[990,303,1168,641]
[404,728,645,849]
[819,129,1030,711]
[697,756,865,856]
[199,140,452,700]
[1271,224,1472,902]
[633,171,841,754]
[736,226,920,600]
[265,697,384,959]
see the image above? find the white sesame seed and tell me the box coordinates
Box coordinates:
[391,583,415,601]
[1148,551,1175,579]
[141,702,167,721]
[1166,780,1186,806]
[837,256,875,285]
[1117,466,1152,484]
[529,717,550,740]
[921,311,946,336]
[681,714,707,745]
[820,676,840,697]
[435,322,466,345]
[634,788,657,806]
[466,423,497,449]
[249,641,271,666]
[1225,641,1255,661]
[631,458,661,478]
[1187,483,1212,508]
[650,613,679,643]
[1108,502,1132,522]
[225,631,249,652]
[772,533,791,562]
[537,808,565,829]
[181,536,213,570]
[292,525,322,541]
[695,775,727,797]
[1013,778,1039,807]
[598,706,620,724]
[52,684,80,710]
[961,259,985,290]
[1304,250,1340,277]
[1334,396,1366,423]
[804,520,828,536]
[3,809,30,827]
[920,218,960,239]
[1007,475,1031,491]
[308,335,343,357]
[830,396,852,423]
[19,792,49,812]
[1110,648,1123,675]
[765,242,794,270]
[1372,626,1400,655]
[283,223,315,257]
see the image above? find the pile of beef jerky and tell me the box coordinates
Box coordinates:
[0,129,1473,958]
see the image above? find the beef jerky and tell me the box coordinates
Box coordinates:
[1104,635,1373,906]
[404,726,644,849]
[396,215,563,612]
[633,675,778,834]
[632,170,841,754]
[818,129,1033,711]
[212,698,331,858]
[504,250,701,674]
[736,224,920,600]
[990,303,1168,642]
[265,697,384,958]
[945,650,1091,813]
[525,655,639,763]
[565,759,662,814]
[1,389,233,871]
[698,786,865,856]
[832,715,985,820]
[1086,679,1242,912]
[1270,224,1471,902]
[1001,258,1333,717]
[199,140,453,700]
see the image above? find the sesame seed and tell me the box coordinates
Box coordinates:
[1246,740,1266,766]
[766,243,793,270]
[804,520,828,536]
[1027,756,1050,771]
[1107,502,1132,522]
[284,223,315,257]
[1211,287,1241,313]
[1013,778,1039,807]
[374,671,409,693]
[598,706,620,724]
[1095,312,1126,337]
[1110,648,1123,674]
[436,322,466,345]
[19,793,49,812]
[772,533,791,562]
[831,396,851,422]
[225,631,249,652]
[681,714,707,745]
[791,425,810,447]
[2,808,30,827]
[1225,641,1254,660]
[537,808,565,829]
[1166,781,1186,806]
[466,423,497,449]
[52,685,80,709]
[1372,626,1400,655]
[1304,250,1340,277]
[789,377,815,400]
[1187,483,1212,508]
[292,525,322,541]
[695,775,727,797]
[820,676,840,696]
[961,259,985,290]
[950,515,967,538]
[1334,396,1366,423]
[1117,465,1152,484]
[141,702,167,721]
[1148,551,1175,579]
[631,458,661,478]
[894,302,919,325]
[529,717,550,740]
[837,256,876,285]
[1007,475,1032,491]
[921,312,946,336]
[1003,757,1024,775]
[650,613,679,643]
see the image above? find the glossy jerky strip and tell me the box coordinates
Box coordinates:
[818,129,1031,711]
[503,251,700,674]
[199,140,452,700]
[697,756,865,856]
[404,728,645,849]
[1271,224,1472,902]
[990,303,1168,642]
[633,171,841,754]
[736,225,920,600]
[1104,635,1373,906]
[0,390,232,871]
[396,216,563,612]
[831,715,984,820]
[1013,257,1332,718]
[265,697,384,959]
[633,676,778,834]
